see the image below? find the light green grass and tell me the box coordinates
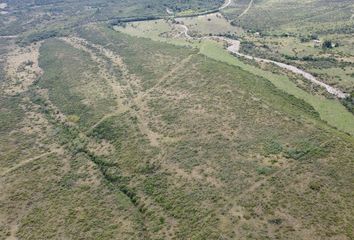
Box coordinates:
[116,25,354,135]
[179,13,243,36]
[199,40,354,135]
[115,21,196,47]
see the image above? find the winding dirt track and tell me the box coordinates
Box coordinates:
[176,0,348,99]
[219,0,232,10]
[0,35,17,39]
[0,150,61,178]
[239,0,254,17]
[221,38,348,98]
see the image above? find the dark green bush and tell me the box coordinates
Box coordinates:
[286,140,327,161]
[263,139,283,155]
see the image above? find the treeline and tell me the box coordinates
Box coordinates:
[34,0,65,6]
[282,54,337,63]
[341,92,354,115]
[107,16,161,27]
[18,29,67,46]
[106,7,220,27]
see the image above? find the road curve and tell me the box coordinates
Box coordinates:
[239,0,254,18]
[220,38,348,98]
[177,15,348,98]
[0,35,18,39]
[219,0,232,10]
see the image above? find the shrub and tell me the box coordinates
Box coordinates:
[256,167,274,175]
[341,92,354,114]
[309,181,323,191]
[268,218,282,225]
[285,140,326,161]
[322,40,333,49]
[67,115,80,123]
[20,30,62,46]
[263,140,283,155]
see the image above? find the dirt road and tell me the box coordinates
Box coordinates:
[239,0,254,17]
[177,20,348,99]
[0,150,61,178]
[220,38,348,98]
[219,0,232,10]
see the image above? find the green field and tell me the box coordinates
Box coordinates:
[179,13,243,37]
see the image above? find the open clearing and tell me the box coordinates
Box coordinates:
[178,13,243,36]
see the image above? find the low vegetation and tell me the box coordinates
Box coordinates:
[223,0,354,96]
[1,0,353,239]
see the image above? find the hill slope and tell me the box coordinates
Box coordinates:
[0,0,354,239]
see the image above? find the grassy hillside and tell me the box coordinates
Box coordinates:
[0,0,224,36]
[1,0,354,239]
[2,24,353,239]
[115,20,354,135]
